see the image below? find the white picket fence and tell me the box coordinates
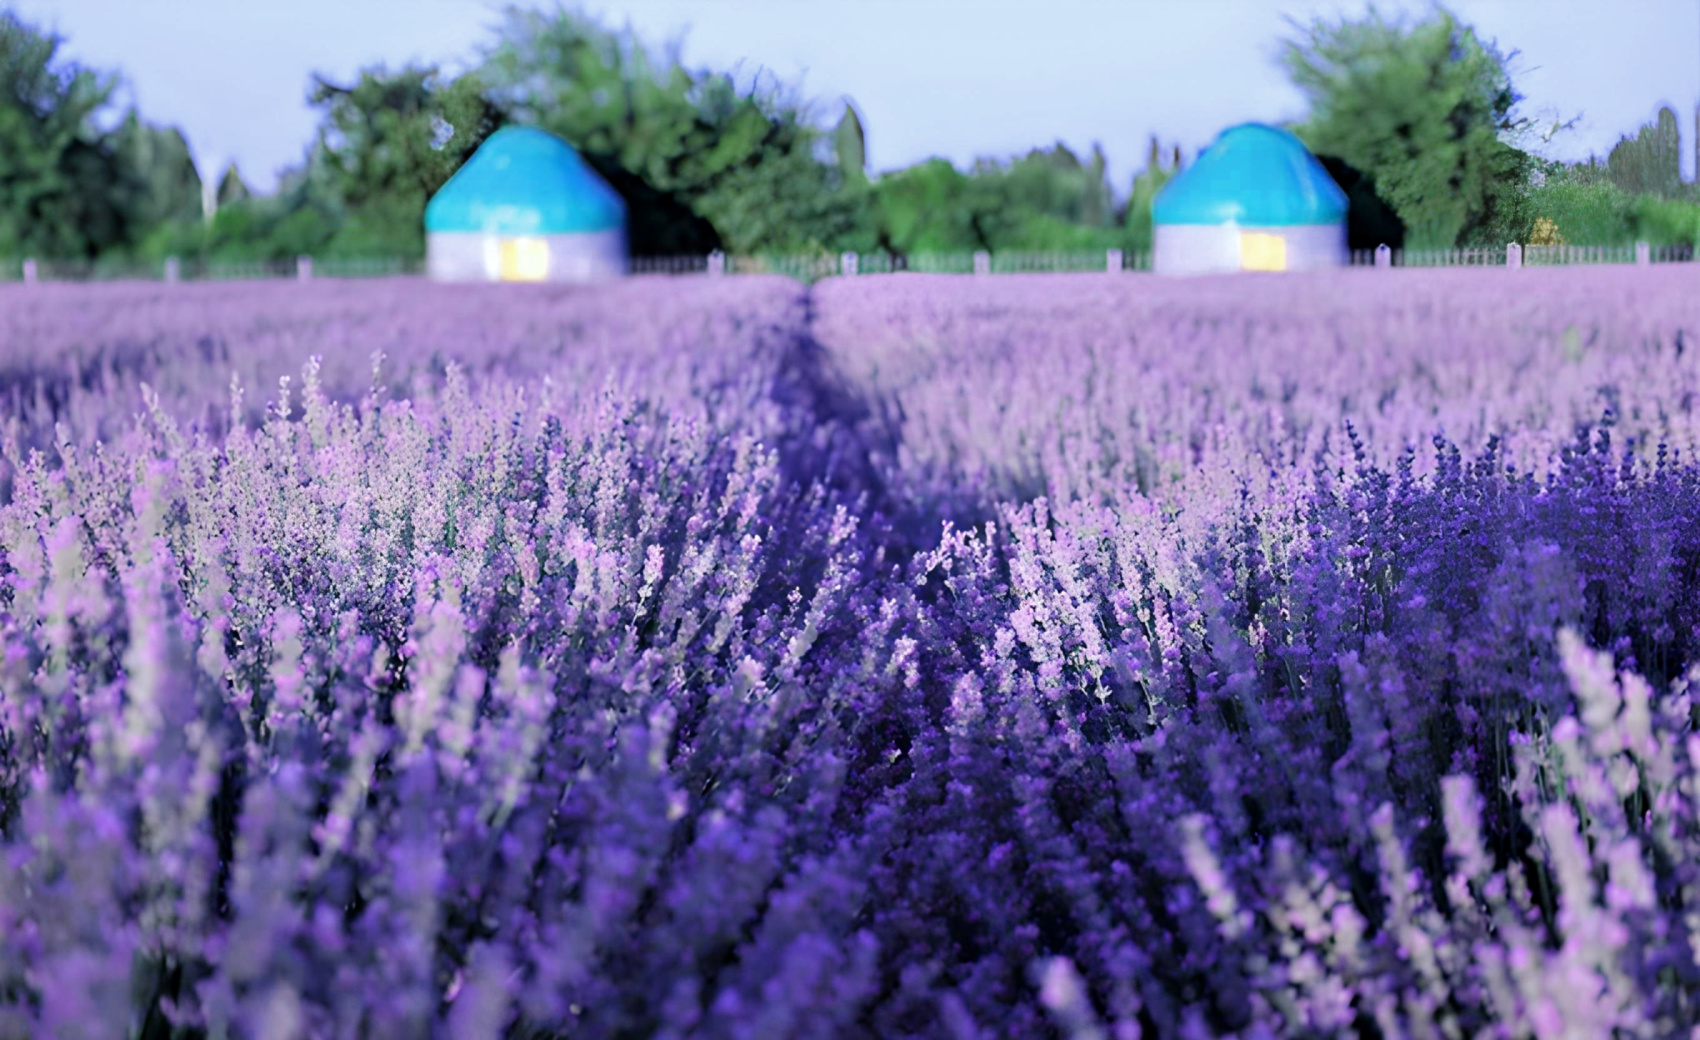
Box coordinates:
[661,250,1158,279]
[3,240,1691,285]
[1347,242,1691,268]
[631,243,1686,280]
[5,255,421,284]
[0,249,1147,283]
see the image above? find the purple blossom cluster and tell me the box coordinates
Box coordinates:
[3,268,1700,1038]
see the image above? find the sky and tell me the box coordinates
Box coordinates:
[13,0,1700,196]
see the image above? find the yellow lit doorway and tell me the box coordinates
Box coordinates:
[1238,232,1288,272]
[499,237,550,281]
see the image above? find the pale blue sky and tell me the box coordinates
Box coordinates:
[14,0,1700,195]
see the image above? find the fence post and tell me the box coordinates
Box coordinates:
[973,251,990,276]
[1374,244,1390,269]
[1635,241,1650,266]
[841,251,858,277]
[296,255,313,280]
[165,256,181,283]
[1506,243,1521,270]
[1106,248,1123,273]
[708,250,725,276]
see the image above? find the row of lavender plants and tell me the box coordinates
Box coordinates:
[814,268,1700,1038]
[3,268,1700,1037]
[0,276,809,457]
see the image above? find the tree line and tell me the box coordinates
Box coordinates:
[1,2,1695,267]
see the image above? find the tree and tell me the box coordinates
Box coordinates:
[1607,106,1683,200]
[0,9,139,258]
[1123,137,1183,253]
[176,143,349,264]
[308,64,506,258]
[477,5,870,255]
[215,163,250,208]
[959,144,1124,252]
[834,100,867,184]
[111,112,203,229]
[108,112,214,264]
[690,129,871,255]
[869,158,991,254]
[971,142,1115,232]
[1281,4,1538,249]
[863,141,1137,259]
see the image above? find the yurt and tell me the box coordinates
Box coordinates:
[425,126,627,282]
[1151,123,1348,276]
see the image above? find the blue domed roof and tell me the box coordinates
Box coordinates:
[425,126,625,235]
[1153,123,1347,227]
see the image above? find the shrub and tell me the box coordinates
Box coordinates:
[1525,177,1636,246]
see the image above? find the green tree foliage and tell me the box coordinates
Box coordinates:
[869,158,988,253]
[691,133,873,256]
[973,144,1124,251]
[1629,193,1700,246]
[111,112,203,229]
[186,63,506,264]
[1123,137,1182,252]
[477,5,866,255]
[0,11,211,264]
[196,165,340,262]
[1083,145,1110,228]
[1525,164,1633,245]
[112,115,214,264]
[1522,159,1700,248]
[214,163,251,208]
[972,143,1114,230]
[0,9,139,258]
[1281,4,1537,249]
[834,100,867,184]
[1607,106,1683,201]
[307,64,505,257]
[867,142,1128,258]
[152,134,352,265]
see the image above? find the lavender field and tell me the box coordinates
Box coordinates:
[3,267,1700,1038]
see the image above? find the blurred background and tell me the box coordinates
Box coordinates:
[1,0,1697,268]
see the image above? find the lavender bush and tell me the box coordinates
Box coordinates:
[3,268,1700,1038]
